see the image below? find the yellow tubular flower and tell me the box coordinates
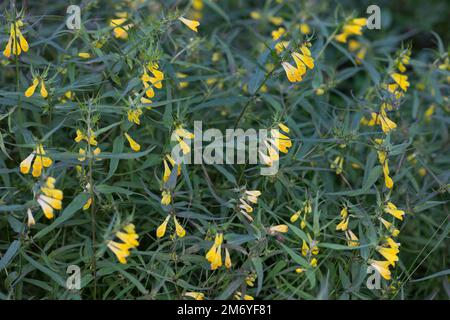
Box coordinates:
[269,16,283,26]
[206,233,227,270]
[177,137,191,154]
[178,16,200,32]
[37,177,63,219]
[330,156,344,175]
[384,202,405,220]
[127,108,143,125]
[301,240,309,257]
[25,78,39,97]
[156,215,170,238]
[184,292,205,300]
[78,52,91,58]
[345,230,359,247]
[174,216,186,238]
[27,208,35,227]
[340,207,348,218]
[336,216,349,231]
[83,197,92,211]
[269,224,289,234]
[335,32,349,43]
[224,248,232,268]
[110,18,133,40]
[379,110,397,133]
[107,241,129,264]
[290,210,301,223]
[300,23,311,34]
[20,152,35,174]
[3,21,28,58]
[390,73,410,92]
[124,133,140,151]
[282,62,302,83]
[383,160,394,189]
[369,260,391,280]
[78,148,86,161]
[161,190,171,205]
[377,246,399,266]
[379,217,400,237]
[40,79,48,98]
[271,128,292,153]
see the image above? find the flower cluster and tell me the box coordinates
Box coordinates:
[107,224,139,264]
[20,144,52,177]
[238,189,261,222]
[205,233,232,270]
[36,177,63,220]
[290,198,312,229]
[3,20,28,58]
[156,215,186,239]
[282,43,315,83]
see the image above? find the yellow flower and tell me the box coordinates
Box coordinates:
[184,292,205,300]
[3,21,28,58]
[192,0,204,11]
[330,156,344,175]
[379,217,400,237]
[110,18,133,40]
[245,274,256,287]
[335,33,349,43]
[20,144,53,177]
[268,224,289,234]
[142,63,164,89]
[124,132,140,151]
[37,177,64,219]
[369,259,391,280]
[336,216,349,231]
[377,246,399,266]
[299,23,311,34]
[27,208,35,227]
[75,129,98,146]
[178,16,200,32]
[271,27,286,41]
[234,292,254,300]
[25,78,39,97]
[424,104,435,122]
[379,109,397,133]
[107,223,139,264]
[290,210,301,223]
[334,18,367,43]
[156,215,170,238]
[224,248,232,268]
[268,16,283,26]
[156,215,186,239]
[163,154,181,182]
[205,233,231,270]
[345,230,359,247]
[174,216,186,238]
[83,197,92,211]
[390,73,410,92]
[127,108,143,125]
[176,72,189,89]
[173,125,194,155]
[78,52,91,59]
[282,61,302,83]
[382,160,394,189]
[250,11,261,20]
[384,202,405,221]
[270,126,292,154]
[161,190,171,206]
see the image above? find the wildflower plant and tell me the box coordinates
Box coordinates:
[0,0,448,301]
